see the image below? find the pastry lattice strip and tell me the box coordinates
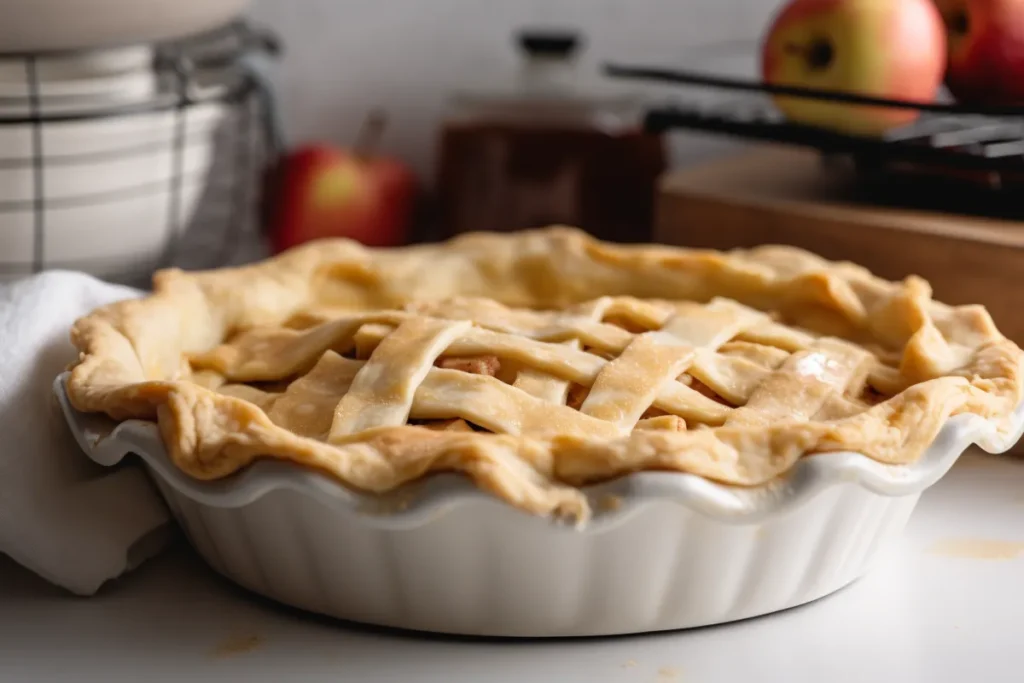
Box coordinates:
[199,296,882,444]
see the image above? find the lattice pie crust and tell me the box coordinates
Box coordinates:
[67,228,1023,520]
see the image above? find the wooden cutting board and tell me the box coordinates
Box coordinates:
[655,146,1024,344]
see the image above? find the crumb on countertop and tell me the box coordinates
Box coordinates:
[210,633,264,659]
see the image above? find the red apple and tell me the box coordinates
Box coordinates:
[268,113,416,253]
[935,0,1024,104]
[762,0,947,136]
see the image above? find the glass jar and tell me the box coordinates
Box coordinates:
[435,29,667,243]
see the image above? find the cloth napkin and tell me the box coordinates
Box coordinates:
[0,271,171,595]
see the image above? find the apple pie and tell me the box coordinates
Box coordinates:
[66,228,1024,520]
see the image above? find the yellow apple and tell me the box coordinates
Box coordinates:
[761,0,947,136]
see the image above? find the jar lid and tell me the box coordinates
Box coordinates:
[516,29,582,60]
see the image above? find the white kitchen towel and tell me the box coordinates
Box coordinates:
[0,271,170,595]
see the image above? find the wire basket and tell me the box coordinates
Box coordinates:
[0,21,281,286]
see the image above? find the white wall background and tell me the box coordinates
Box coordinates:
[249,0,786,184]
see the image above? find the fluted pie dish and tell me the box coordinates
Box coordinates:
[61,227,1024,635]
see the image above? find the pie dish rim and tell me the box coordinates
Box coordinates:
[54,372,1024,528]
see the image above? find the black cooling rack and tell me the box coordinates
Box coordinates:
[605,64,1024,181]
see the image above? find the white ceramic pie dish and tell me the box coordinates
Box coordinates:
[54,373,1024,637]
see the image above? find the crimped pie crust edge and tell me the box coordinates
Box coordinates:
[65,227,1024,521]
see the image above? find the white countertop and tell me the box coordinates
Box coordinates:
[2,449,1022,683]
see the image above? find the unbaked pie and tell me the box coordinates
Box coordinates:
[66,228,1024,521]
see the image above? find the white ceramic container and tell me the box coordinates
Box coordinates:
[54,374,1024,637]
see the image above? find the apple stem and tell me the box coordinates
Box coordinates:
[354,109,388,159]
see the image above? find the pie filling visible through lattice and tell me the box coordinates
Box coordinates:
[66,227,1024,521]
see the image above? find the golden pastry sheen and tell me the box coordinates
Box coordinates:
[66,227,1024,521]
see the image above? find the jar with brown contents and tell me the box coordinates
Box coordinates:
[435,29,667,243]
